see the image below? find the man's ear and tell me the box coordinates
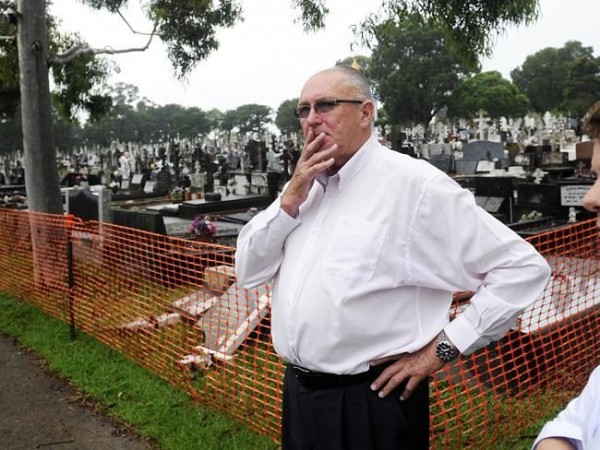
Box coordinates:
[361,101,376,127]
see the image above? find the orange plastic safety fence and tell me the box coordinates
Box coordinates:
[0,208,598,449]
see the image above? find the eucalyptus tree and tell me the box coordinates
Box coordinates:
[562,56,600,121]
[369,13,474,139]
[205,108,225,147]
[449,71,530,121]
[510,41,597,115]
[275,99,301,139]
[357,0,540,69]
[234,104,273,136]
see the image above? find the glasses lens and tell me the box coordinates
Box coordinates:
[296,105,311,119]
[314,100,337,114]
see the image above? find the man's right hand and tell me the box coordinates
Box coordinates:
[280,131,337,218]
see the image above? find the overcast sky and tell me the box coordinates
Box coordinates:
[49,0,598,112]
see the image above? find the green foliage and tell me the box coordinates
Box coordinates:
[0,2,21,119]
[275,98,301,138]
[149,0,243,79]
[358,0,540,69]
[80,101,213,148]
[234,104,273,135]
[291,0,329,31]
[416,0,539,66]
[449,71,529,119]
[562,56,600,120]
[0,3,113,123]
[50,38,113,122]
[510,41,597,115]
[0,107,22,154]
[369,13,474,130]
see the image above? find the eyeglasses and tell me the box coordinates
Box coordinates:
[294,99,365,119]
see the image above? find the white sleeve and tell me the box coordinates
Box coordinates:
[234,196,300,289]
[410,175,551,354]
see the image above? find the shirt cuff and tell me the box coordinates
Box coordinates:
[444,314,480,356]
[256,196,300,237]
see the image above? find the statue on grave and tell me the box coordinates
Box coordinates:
[568,207,579,223]
[118,150,134,180]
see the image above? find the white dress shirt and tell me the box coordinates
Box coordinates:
[532,366,600,450]
[235,134,551,374]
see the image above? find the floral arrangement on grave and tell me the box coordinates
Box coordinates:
[190,214,217,238]
[170,186,184,202]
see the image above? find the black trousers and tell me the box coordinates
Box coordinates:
[282,365,430,450]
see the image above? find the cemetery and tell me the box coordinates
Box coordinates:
[1,108,599,448]
[1,110,597,243]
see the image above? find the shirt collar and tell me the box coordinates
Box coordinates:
[315,133,378,191]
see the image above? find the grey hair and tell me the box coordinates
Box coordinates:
[327,65,374,101]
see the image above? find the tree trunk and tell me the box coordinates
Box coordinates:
[16,0,62,214]
[17,0,64,289]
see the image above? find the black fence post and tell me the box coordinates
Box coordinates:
[66,215,76,340]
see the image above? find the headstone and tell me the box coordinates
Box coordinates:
[155,169,172,193]
[428,154,454,173]
[66,187,111,222]
[129,173,146,191]
[462,141,509,168]
[111,209,167,234]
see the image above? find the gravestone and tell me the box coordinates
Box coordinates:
[428,154,454,173]
[455,141,509,176]
[111,209,167,234]
[474,176,516,223]
[129,173,146,192]
[66,187,111,222]
[462,141,509,167]
[155,169,172,193]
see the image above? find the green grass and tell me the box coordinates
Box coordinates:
[0,292,279,450]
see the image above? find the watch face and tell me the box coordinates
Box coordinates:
[436,341,456,362]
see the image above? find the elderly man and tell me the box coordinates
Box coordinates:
[235,65,551,449]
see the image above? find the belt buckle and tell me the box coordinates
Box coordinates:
[292,365,311,374]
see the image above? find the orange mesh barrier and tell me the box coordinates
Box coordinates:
[1,208,599,448]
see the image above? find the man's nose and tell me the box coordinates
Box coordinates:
[582,183,600,212]
[305,106,323,124]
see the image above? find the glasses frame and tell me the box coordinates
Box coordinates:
[294,98,365,119]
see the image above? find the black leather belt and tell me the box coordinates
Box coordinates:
[290,363,387,389]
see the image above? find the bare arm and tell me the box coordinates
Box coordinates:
[535,437,576,450]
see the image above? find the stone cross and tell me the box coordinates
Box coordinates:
[474,109,490,140]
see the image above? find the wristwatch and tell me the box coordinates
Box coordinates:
[435,330,458,363]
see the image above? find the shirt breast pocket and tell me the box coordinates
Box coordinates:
[324,217,388,283]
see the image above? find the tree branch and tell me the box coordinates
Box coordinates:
[0,35,15,41]
[117,9,155,36]
[50,26,156,66]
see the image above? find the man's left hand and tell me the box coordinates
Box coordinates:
[369,338,445,400]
